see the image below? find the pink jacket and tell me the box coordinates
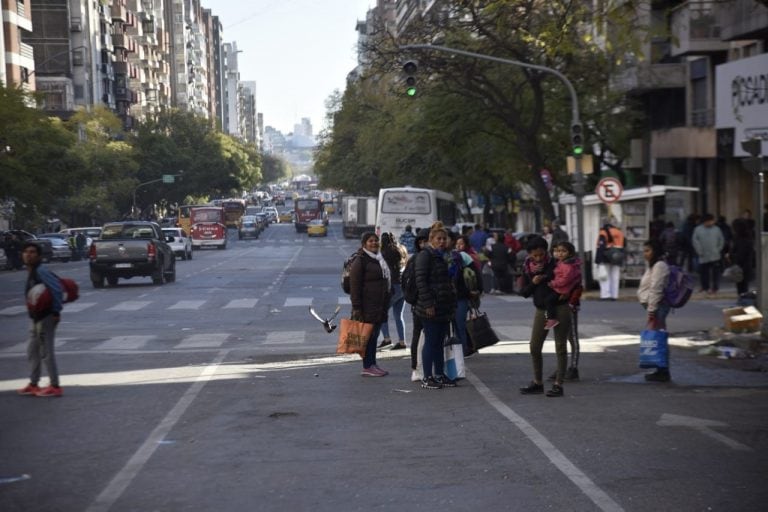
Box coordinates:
[549,257,582,295]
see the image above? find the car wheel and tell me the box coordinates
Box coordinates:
[107,276,118,286]
[152,261,165,285]
[165,260,176,283]
[181,250,187,261]
[91,271,105,288]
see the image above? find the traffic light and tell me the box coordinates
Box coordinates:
[571,122,584,156]
[402,60,418,96]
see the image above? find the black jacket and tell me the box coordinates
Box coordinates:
[519,256,563,309]
[413,247,456,321]
[349,249,390,324]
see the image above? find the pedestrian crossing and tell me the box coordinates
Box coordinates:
[0,297,354,316]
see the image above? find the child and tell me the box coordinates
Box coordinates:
[543,242,582,330]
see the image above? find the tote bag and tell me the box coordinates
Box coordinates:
[639,329,669,369]
[336,318,374,357]
[443,325,466,380]
[466,309,500,351]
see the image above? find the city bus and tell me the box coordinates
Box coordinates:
[177,204,208,235]
[375,187,458,239]
[189,206,227,250]
[221,199,246,229]
[294,198,324,232]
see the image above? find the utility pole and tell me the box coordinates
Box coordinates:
[398,44,587,284]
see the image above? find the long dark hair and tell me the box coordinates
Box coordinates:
[644,239,664,266]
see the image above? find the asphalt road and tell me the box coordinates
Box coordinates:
[1,219,767,512]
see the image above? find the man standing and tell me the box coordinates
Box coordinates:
[692,213,725,297]
[469,224,488,253]
[17,242,64,397]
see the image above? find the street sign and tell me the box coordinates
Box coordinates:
[162,174,175,184]
[596,177,623,204]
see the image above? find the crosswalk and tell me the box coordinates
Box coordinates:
[0,296,353,317]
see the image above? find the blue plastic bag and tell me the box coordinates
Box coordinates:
[639,329,669,369]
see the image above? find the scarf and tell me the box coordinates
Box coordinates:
[363,248,391,289]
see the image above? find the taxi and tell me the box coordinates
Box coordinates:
[307,218,328,237]
[278,209,293,223]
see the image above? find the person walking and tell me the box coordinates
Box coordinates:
[692,213,724,297]
[377,233,408,351]
[75,232,87,260]
[469,224,488,253]
[637,239,672,382]
[349,232,391,377]
[17,242,64,397]
[728,218,754,298]
[413,222,457,389]
[518,236,572,397]
[399,225,417,255]
[595,221,625,300]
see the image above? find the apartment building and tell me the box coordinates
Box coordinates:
[221,41,240,137]
[1,0,34,89]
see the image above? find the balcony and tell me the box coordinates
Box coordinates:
[670,1,729,57]
[717,0,768,40]
[651,126,716,159]
[111,1,127,22]
[113,60,139,79]
[112,34,137,53]
[610,61,686,93]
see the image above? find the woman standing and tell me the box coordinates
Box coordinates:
[636,239,671,382]
[413,222,457,389]
[595,221,625,300]
[349,232,391,377]
[454,236,481,355]
[377,233,408,350]
[728,218,754,298]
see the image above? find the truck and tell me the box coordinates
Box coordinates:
[342,196,377,239]
[88,221,176,288]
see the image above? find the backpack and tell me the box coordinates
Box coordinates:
[401,255,419,305]
[462,265,480,295]
[340,252,360,294]
[663,265,693,308]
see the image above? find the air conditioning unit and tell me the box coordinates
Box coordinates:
[70,20,82,32]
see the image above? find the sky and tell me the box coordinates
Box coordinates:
[211,0,375,136]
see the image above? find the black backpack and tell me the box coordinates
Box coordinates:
[401,255,419,304]
[340,252,360,294]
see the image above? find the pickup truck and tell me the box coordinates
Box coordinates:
[88,221,176,288]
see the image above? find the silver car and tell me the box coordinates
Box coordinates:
[238,215,261,239]
[161,228,193,260]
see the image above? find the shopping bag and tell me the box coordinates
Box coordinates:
[466,309,500,350]
[722,264,743,283]
[596,264,609,281]
[639,329,669,369]
[336,318,374,357]
[443,327,465,380]
[413,331,425,382]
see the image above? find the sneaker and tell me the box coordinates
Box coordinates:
[547,370,557,382]
[564,367,580,381]
[546,384,564,397]
[544,319,560,330]
[519,382,544,394]
[35,386,63,397]
[390,342,407,350]
[437,375,458,387]
[17,384,40,396]
[377,339,392,350]
[373,365,389,376]
[361,367,385,377]
[421,376,442,390]
[644,370,671,382]
[411,369,422,382]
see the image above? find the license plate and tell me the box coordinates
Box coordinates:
[114,263,132,268]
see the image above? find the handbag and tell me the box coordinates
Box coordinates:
[336,318,374,357]
[722,264,744,283]
[596,264,609,281]
[443,324,466,380]
[466,308,500,351]
[639,329,669,369]
[605,247,624,265]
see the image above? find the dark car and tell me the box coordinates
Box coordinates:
[1,230,54,263]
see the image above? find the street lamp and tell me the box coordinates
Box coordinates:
[132,172,184,219]
[398,44,587,283]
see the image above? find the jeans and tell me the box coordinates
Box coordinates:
[455,298,469,352]
[380,284,405,342]
[27,315,59,387]
[421,318,449,379]
[699,260,722,292]
[362,323,382,369]
[650,302,671,330]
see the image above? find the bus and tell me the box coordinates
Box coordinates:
[177,204,207,235]
[221,199,246,229]
[375,187,458,240]
[294,198,324,232]
[189,206,227,250]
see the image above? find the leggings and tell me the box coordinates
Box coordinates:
[529,305,572,383]
[410,312,422,370]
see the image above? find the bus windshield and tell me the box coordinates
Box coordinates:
[192,208,225,223]
[381,191,431,214]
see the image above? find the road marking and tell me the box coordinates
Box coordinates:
[657,413,751,451]
[85,350,229,512]
[168,300,206,310]
[64,302,97,312]
[107,301,152,311]
[264,331,305,344]
[495,295,528,303]
[0,306,26,316]
[175,333,230,349]
[223,298,259,309]
[283,297,312,307]
[94,335,156,350]
[0,342,28,353]
[466,370,625,512]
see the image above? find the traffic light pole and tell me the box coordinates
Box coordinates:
[398,44,587,281]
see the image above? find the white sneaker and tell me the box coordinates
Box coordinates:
[411,369,422,382]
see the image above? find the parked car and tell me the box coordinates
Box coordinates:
[162,227,193,260]
[238,215,261,240]
[38,234,72,262]
[307,218,328,237]
[1,230,54,263]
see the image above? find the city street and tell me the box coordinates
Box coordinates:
[1,219,767,512]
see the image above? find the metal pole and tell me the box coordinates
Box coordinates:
[398,43,587,281]
[756,170,763,312]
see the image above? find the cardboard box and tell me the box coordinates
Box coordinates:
[723,306,763,333]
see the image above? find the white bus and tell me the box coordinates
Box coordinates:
[375,187,458,239]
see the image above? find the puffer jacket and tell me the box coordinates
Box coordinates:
[519,254,563,310]
[349,249,390,324]
[413,247,456,321]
